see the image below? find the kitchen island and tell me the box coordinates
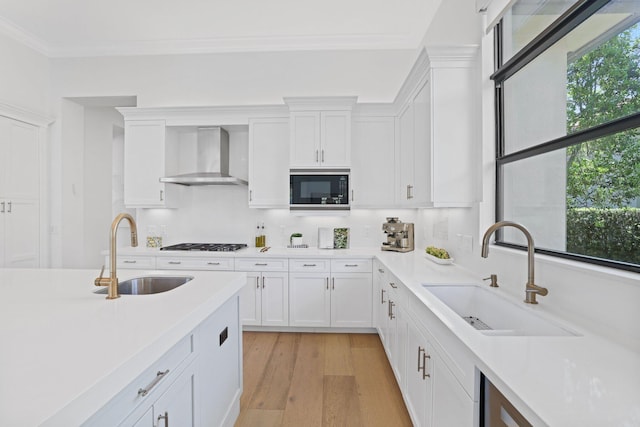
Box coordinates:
[0,268,245,426]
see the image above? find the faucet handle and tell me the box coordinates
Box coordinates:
[94,265,107,286]
[483,274,499,287]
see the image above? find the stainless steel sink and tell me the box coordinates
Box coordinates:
[94,276,193,295]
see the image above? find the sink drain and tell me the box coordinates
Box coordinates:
[462,316,492,330]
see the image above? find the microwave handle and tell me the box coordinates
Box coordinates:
[351,190,354,202]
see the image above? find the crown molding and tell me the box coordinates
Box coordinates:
[283,96,358,111]
[0,15,49,55]
[0,101,54,126]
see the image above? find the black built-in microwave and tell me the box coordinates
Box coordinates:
[289,169,350,210]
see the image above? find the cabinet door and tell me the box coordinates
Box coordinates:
[431,350,474,427]
[124,120,169,207]
[154,362,196,427]
[405,317,431,427]
[3,118,40,199]
[240,273,261,326]
[374,263,389,345]
[261,272,289,326]
[289,272,330,327]
[248,118,290,207]
[351,117,395,207]
[290,112,320,167]
[320,111,350,167]
[330,273,372,328]
[411,79,431,206]
[3,199,39,267]
[397,102,415,206]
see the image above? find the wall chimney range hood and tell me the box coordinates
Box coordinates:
[160,127,247,186]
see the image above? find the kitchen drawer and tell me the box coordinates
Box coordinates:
[157,257,234,271]
[235,258,288,272]
[331,259,372,273]
[107,255,156,270]
[289,259,330,272]
[84,333,194,426]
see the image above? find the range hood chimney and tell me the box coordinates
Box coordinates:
[160,127,247,186]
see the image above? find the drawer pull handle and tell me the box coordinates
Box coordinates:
[381,289,386,304]
[302,264,317,267]
[389,282,397,289]
[417,346,425,372]
[207,262,221,266]
[344,264,358,267]
[422,353,431,379]
[158,411,169,427]
[168,261,181,265]
[255,263,268,266]
[378,268,384,273]
[138,369,170,397]
[123,260,137,264]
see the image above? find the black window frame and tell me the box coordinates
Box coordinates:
[492,0,640,273]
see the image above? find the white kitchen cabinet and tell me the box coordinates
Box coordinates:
[374,260,389,345]
[248,117,290,207]
[156,256,234,271]
[108,254,156,270]
[123,120,179,208]
[289,111,351,168]
[0,116,40,268]
[289,258,372,328]
[151,361,197,427]
[397,78,430,207]
[405,312,474,427]
[385,277,407,387]
[351,116,396,207]
[237,258,289,327]
[395,47,478,207]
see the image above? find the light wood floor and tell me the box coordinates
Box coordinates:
[235,332,413,427]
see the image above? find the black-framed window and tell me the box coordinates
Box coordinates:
[492,0,640,273]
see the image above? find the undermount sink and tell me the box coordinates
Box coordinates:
[94,276,193,295]
[421,284,578,337]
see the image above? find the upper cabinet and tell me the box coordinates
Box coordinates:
[285,97,356,168]
[123,120,179,208]
[396,47,479,207]
[248,117,290,207]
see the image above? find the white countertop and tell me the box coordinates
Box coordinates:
[376,251,640,427]
[0,268,245,426]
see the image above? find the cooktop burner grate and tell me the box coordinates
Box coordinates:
[160,243,248,252]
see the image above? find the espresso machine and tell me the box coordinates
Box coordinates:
[382,217,415,252]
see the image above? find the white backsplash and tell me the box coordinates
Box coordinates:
[136,186,418,249]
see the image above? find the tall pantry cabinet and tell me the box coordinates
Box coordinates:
[0,114,45,268]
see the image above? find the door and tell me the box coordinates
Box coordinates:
[398,102,415,205]
[405,317,431,427]
[4,199,39,267]
[289,272,330,327]
[240,273,261,326]
[290,112,320,167]
[248,118,290,207]
[320,111,350,167]
[412,79,431,206]
[330,273,372,327]
[261,272,289,326]
[153,362,197,427]
[124,120,167,207]
[4,118,39,200]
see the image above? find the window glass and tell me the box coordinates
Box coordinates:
[502,0,576,62]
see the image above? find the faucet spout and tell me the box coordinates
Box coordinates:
[95,213,138,299]
[481,221,548,304]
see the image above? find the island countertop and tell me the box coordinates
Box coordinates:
[0,268,245,426]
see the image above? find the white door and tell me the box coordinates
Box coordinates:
[405,319,430,427]
[431,350,474,426]
[398,102,415,205]
[5,118,39,200]
[330,273,372,328]
[261,272,289,326]
[289,272,330,327]
[351,117,395,207]
[290,112,320,167]
[412,79,431,206]
[124,120,167,207]
[248,118,290,207]
[320,111,350,167]
[4,199,39,267]
[154,362,197,427]
[240,273,261,326]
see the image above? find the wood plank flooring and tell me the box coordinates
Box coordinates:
[235,332,413,427]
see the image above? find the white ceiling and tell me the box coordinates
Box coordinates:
[0,0,441,57]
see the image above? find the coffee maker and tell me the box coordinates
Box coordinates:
[382,217,415,252]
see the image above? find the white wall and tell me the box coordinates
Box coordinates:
[0,32,49,114]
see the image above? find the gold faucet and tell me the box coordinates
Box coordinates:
[95,213,138,299]
[481,221,548,304]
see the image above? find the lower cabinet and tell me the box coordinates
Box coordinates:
[405,314,474,427]
[236,258,289,327]
[89,294,241,427]
[289,258,372,328]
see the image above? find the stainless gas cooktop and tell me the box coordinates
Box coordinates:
[160,243,248,252]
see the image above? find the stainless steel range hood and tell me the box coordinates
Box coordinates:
[160,127,247,186]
